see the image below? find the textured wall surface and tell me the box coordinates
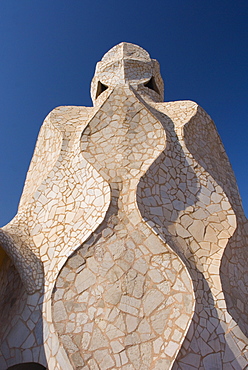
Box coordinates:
[0,43,247,370]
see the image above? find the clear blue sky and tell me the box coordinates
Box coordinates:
[0,0,247,226]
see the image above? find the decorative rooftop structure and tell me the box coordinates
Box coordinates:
[0,42,247,370]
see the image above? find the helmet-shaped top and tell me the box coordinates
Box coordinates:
[91,42,164,105]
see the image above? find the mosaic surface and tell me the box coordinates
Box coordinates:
[0,42,247,370]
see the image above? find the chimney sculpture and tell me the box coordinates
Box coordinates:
[0,43,247,370]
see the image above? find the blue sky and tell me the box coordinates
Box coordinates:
[0,0,247,226]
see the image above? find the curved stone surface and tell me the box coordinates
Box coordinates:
[52,86,194,369]
[0,42,247,369]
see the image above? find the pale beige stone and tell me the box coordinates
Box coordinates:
[89,328,108,351]
[110,340,124,353]
[175,314,189,330]
[176,224,191,238]
[144,234,167,254]
[188,220,205,241]
[133,258,148,274]
[143,289,164,316]
[106,324,124,340]
[153,358,171,370]
[148,269,164,283]
[126,314,139,333]
[104,283,122,305]
[81,332,91,350]
[164,341,179,357]
[75,268,96,294]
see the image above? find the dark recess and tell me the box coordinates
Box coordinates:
[96,81,108,98]
[7,363,47,370]
[144,76,160,94]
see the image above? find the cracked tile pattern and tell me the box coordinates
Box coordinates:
[52,85,193,369]
[0,42,247,369]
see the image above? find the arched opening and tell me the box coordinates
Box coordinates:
[96,81,108,98]
[7,363,47,370]
[144,76,160,94]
